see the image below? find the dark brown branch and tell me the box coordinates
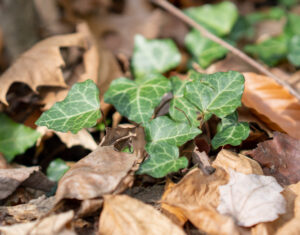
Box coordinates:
[151,0,300,101]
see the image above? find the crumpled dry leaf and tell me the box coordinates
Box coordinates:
[252,182,300,235]
[218,169,286,227]
[37,126,97,151]
[0,166,55,200]
[0,25,89,105]
[0,210,75,235]
[248,132,300,185]
[161,150,263,235]
[242,72,300,140]
[99,194,185,235]
[0,195,55,225]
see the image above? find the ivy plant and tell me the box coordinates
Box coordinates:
[35,35,250,178]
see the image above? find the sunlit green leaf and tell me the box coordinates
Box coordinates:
[47,158,70,182]
[0,113,40,162]
[144,116,201,146]
[36,80,101,134]
[169,77,199,126]
[288,35,300,66]
[184,1,238,36]
[185,29,228,68]
[137,142,188,178]
[131,35,181,78]
[104,75,171,124]
[185,71,244,120]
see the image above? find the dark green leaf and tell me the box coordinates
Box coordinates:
[137,142,188,178]
[104,75,171,124]
[185,29,228,68]
[131,35,181,78]
[36,80,101,134]
[0,113,40,162]
[47,158,70,182]
[184,1,238,36]
[185,71,245,120]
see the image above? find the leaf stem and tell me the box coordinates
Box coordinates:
[151,0,300,101]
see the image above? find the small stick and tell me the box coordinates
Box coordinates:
[151,0,300,101]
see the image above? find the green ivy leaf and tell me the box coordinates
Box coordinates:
[104,75,171,124]
[144,116,201,146]
[284,13,300,37]
[185,71,245,120]
[169,77,199,126]
[288,35,300,66]
[131,35,181,78]
[245,7,285,25]
[36,80,101,134]
[47,158,70,182]
[244,34,289,66]
[184,1,238,36]
[185,29,228,68]
[137,142,188,178]
[0,113,40,162]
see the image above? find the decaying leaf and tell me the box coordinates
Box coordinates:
[0,26,88,105]
[0,166,54,200]
[248,132,300,185]
[0,210,75,235]
[0,195,55,225]
[218,169,286,227]
[99,194,185,235]
[242,72,300,139]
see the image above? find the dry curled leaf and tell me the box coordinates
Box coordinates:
[242,72,300,140]
[0,26,88,105]
[248,132,300,186]
[0,166,55,200]
[218,169,286,227]
[99,194,185,235]
[0,210,75,235]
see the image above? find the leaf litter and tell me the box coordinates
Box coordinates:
[1,0,300,234]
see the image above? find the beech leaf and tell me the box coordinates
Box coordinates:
[217,169,286,227]
[131,35,181,78]
[137,142,188,178]
[104,75,171,124]
[0,113,40,162]
[185,29,228,68]
[212,112,250,149]
[185,71,245,120]
[184,1,238,36]
[36,79,101,134]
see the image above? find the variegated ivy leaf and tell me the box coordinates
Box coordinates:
[212,112,250,149]
[36,79,101,134]
[131,35,181,78]
[185,71,245,120]
[137,142,188,178]
[104,75,171,124]
[184,1,238,36]
[185,29,228,68]
[144,116,201,146]
[169,77,199,126]
[0,113,40,162]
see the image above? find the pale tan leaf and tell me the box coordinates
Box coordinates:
[0,30,87,105]
[242,72,300,140]
[99,194,185,235]
[0,210,75,235]
[217,169,286,227]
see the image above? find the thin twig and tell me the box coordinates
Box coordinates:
[151,0,300,101]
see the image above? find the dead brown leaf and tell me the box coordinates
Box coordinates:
[0,210,75,235]
[0,195,55,225]
[248,132,300,185]
[0,26,89,105]
[242,72,300,140]
[99,194,186,235]
[0,166,54,200]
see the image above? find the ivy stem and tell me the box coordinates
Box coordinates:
[151,0,300,101]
